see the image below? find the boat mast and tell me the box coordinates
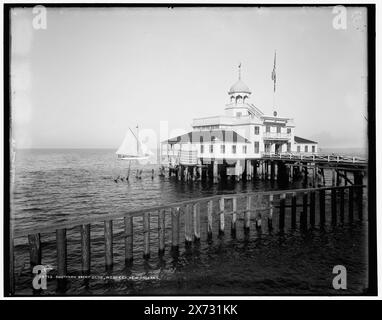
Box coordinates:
[136,125,139,155]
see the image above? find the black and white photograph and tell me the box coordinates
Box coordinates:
[4,3,377,299]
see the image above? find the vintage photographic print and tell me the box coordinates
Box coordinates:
[5,4,376,297]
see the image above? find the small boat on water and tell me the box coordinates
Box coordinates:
[116,126,151,161]
[115,126,152,181]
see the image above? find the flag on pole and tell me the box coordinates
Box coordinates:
[271,51,276,92]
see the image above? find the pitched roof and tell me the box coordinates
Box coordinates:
[164,130,251,144]
[294,136,317,144]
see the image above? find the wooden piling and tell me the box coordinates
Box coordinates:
[231,197,237,237]
[291,192,296,228]
[143,213,150,258]
[268,194,274,230]
[184,204,193,245]
[331,188,337,225]
[279,193,286,231]
[207,200,213,240]
[319,190,326,225]
[245,196,251,233]
[28,233,41,268]
[104,220,113,266]
[158,209,165,254]
[219,198,225,235]
[80,224,91,273]
[56,228,67,276]
[193,203,201,241]
[124,216,133,262]
[309,191,316,227]
[171,208,180,249]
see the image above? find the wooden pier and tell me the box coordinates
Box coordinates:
[167,153,367,187]
[10,182,366,294]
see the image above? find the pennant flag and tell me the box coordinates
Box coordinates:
[271,51,276,92]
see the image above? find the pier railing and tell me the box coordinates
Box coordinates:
[11,184,365,288]
[261,152,367,164]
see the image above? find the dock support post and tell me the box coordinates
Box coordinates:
[207,201,213,240]
[270,161,275,181]
[319,190,326,226]
[104,221,113,267]
[158,209,165,254]
[304,166,308,187]
[279,194,286,231]
[56,228,67,276]
[124,216,133,262]
[193,203,201,242]
[309,191,316,227]
[219,198,225,236]
[231,197,237,237]
[331,188,337,225]
[291,192,297,229]
[28,233,41,268]
[171,208,180,250]
[213,161,218,184]
[184,205,192,246]
[245,196,251,233]
[143,213,150,258]
[268,194,274,230]
[80,224,91,273]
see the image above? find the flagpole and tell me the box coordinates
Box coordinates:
[271,50,277,114]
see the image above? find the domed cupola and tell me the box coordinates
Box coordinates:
[228,63,252,104]
[229,80,251,95]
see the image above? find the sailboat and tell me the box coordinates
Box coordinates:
[116,127,150,161]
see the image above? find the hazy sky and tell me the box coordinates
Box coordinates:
[11,6,368,149]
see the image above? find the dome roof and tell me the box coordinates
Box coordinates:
[228,79,252,94]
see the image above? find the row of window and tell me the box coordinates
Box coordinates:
[297,145,316,153]
[200,143,315,154]
[201,142,260,154]
[253,126,292,135]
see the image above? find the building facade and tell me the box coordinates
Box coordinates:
[161,68,317,166]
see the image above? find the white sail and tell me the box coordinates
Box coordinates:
[116,128,150,160]
[116,130,139,156]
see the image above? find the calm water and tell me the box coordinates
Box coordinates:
[11,149,369,295]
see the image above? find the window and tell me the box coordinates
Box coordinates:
[200,136,203,143]
[254,141,259,153]
[266,126,270,133]
[200,145,204,153]
[277,126,281,133]
[312,146,315,153]
[305,145,308,152]
[287,128,291,134]
[254,126,260,135]
[232,145,237,154]
[220,145,225,153]
[287,143,291,152]
[210,145,214,153]
[236,112,242,117]
[297,146,301,152]
[242,146,247,154]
